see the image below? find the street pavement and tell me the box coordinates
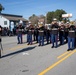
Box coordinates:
[0,35,76,75]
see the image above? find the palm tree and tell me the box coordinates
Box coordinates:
[0,4,4,14]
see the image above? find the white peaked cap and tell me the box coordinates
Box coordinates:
[66,22,69,24]
[29,21,31,24]
[19,20,23,23]
[41,22,43,24]
[53,18,57,21]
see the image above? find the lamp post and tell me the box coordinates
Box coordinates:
[44,12,48,24]
[45,12,47,24]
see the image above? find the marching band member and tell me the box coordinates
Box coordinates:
[67,24,76,51]
[38,22,45,46]
[44,25,50,44]
[33,25,39,43]
[51,18,59,48]
[64,22,70,43]
[16,24,24,44]
[26,23,34,45]
[59,22,65,45]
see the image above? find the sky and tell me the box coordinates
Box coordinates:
[0,0,76,20]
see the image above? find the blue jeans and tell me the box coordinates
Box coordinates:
[17,34,22,43]
[62,36,65,45]
[68,37,75,49]
[50,33,51,43]
[38,36,44,46]
[27,34,32,44]
[46,34,50,43]
[51,34,58,47]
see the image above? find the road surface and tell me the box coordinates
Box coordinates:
[0,35,76,75]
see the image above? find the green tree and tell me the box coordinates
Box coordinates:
[47,11,55,23]
[38,15,45,19]
[46,9,67,23]
[54,9,67,21]
[29,14,38,25]
[0,4,4,14]
[38,15,45,24]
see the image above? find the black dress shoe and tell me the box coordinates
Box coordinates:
[0,56,1,58]
[51,46,54,48]
[17,42,20,44]
[27,43,30,45]
[67,49,70,51]
[59,43,62,45]
[47,42,49,44]
[38,45,41,46]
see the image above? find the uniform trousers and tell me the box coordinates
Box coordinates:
[51,34,58,47]
[68,37,75,49]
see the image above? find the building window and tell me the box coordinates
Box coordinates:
[4,21,7,25]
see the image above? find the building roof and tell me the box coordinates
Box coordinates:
[1,13,28,21]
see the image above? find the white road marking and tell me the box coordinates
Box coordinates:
[22,52,29,55]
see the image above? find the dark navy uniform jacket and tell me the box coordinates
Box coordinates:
[38,26,45,36]
[68,25,76,38]
[27,28,34,35]
[51,23,59,35]
[34,28,39,35]
[17,26,24,34]
[59,26,65,36]
[44,28,50,36]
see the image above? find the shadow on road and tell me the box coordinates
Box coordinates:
[1,46,36,58]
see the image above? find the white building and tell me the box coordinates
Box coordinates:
[0,13,28,28]
[0,15,9,28]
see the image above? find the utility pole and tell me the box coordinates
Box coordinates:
[45,12,47,24]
